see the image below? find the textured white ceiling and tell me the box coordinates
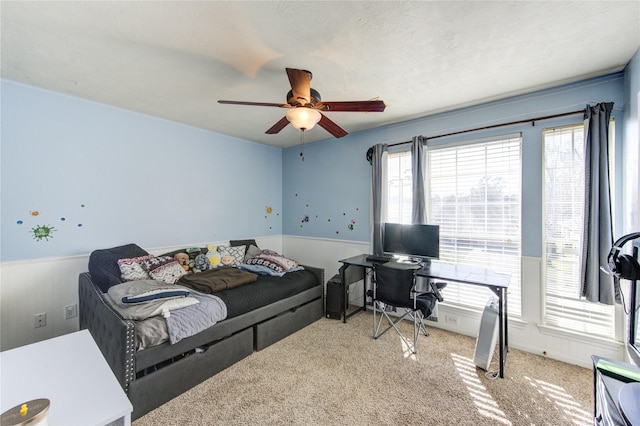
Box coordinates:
[2,1,639,148]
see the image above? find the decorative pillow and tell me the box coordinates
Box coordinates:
[217,245,246,266]
[118,255,155,281]
[244,244,262,261]
[142,256,187,284]
[230,239,258,250]
[245,251,300,274]
[245,256,286,274]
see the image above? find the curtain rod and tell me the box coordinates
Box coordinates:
[387,109,584,148]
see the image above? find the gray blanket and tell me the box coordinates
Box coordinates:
[165,291,227,344]
[105,284,227,348]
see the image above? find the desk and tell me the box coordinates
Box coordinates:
[1,330,132,426]
[339,254,511,378]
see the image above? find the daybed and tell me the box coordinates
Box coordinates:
[78,241,324,420]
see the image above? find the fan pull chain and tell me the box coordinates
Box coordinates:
[300,129,305,161]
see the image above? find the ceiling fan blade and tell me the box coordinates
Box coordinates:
[286,68,312,105]
[218,100,287,108]
[318,100,386,112]
[265,116,290,134]
[318,114,348,138]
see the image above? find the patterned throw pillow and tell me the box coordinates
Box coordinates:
[118,255,155,281]
[245,251,299,273]
[244,244,262,261]
[217,245,246,266]
[142,256,187,284]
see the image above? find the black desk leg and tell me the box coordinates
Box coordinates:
[339,263,367,323]
[340,264,348,323]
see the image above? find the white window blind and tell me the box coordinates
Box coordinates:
[386,151,412,224]
[543,124,614,338]
[428,135,522,316]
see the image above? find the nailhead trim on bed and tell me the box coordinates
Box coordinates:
[81,273,137,393]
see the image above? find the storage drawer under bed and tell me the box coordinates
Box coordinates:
[254,297,323,351]
[129,327,253,420]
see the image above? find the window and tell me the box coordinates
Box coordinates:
[385,135,522,316]
[428,135,522,316]
[543,124,615,338]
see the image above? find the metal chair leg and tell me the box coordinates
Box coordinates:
[372,302,420,354]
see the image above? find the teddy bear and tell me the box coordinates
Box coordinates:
[174,252,190,271]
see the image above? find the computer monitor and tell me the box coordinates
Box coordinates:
[383,223,440,262]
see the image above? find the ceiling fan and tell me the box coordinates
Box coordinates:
[218,68,385,138]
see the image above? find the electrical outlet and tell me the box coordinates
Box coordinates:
[445,314,459,325]
[34,312,46,328]
[64,304,78,319]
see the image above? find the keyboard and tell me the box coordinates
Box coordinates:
[365,254,394,263]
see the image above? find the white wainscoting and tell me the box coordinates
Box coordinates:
[282,236,627,368]
[2,235,627,367]
[1,255,89,351]
[0,236,283,351]
[283,234,371,285]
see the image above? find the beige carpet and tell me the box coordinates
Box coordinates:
[134,313,593,425]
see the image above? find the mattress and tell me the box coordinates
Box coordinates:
[216,269,319,318]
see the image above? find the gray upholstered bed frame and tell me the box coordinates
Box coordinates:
[78,265,324,420]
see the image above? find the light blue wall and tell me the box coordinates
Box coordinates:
[2,66,633,262]
[1,80,283,261]
[283,73,627,258]
[282,138,372,241]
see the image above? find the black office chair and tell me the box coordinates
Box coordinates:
[370,262,444,354]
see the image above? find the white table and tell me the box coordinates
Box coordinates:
[1,330,132,426]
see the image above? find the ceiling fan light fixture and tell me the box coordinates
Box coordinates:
[285,107,321,131]
[220,68,384,138]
